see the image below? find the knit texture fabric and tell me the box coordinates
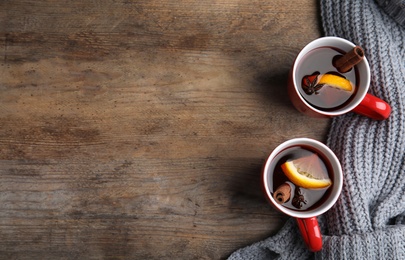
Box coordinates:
[228,0,405,259]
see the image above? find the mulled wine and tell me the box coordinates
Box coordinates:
[297,47,359,110]
[270,146,333,211]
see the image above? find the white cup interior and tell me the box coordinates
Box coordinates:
[292,37,370,116]
[263,138,343,218]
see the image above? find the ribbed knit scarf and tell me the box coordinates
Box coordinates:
[228,0,405,259]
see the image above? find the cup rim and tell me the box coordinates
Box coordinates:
[262,138,343,218]
[292,36,370,116]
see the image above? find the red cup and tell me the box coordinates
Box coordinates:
[288,37,391,120]
[262,138,343,252]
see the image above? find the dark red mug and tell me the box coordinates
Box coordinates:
[262,138,343,252]
[288,37,391,120]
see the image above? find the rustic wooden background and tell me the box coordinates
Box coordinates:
[0,0,329,259]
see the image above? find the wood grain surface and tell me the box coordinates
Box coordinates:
[0,0,329,259]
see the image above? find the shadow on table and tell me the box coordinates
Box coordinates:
[226,158,274,213]
[253,70,298,113]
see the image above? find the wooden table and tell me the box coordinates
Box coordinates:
[0,1,329,259]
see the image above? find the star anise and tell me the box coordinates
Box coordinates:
[292,187,307,209]
[301,73,324,95]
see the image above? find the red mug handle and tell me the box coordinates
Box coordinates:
[352,93,391,120]
[296,217,323,252]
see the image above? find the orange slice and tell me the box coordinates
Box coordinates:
[281,154,332,189]
[318,74,353,92]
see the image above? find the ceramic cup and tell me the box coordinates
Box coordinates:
[288,36,391,120]
[262,138,343,252]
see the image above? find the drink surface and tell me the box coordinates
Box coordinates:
[297,47,358,110]
[270,146,332,211]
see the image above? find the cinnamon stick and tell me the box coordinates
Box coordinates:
[334,46,364,73]
[273,183,291,204]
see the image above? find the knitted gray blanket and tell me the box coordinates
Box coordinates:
[228,0,405,259]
